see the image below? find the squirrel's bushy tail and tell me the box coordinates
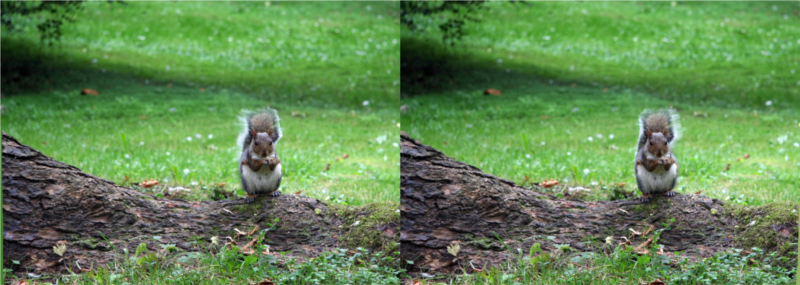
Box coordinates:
[237,108,282,150]
[638,108,681,148]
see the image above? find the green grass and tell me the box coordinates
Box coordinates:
[401,1,800,206]
[415,242,796,284]
[2,1,400,206]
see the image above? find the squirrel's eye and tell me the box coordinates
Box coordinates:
[649,141,653,146]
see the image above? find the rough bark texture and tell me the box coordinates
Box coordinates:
[2,133,397,278]
[400,132,798,274]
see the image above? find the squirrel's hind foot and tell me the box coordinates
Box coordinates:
[245,193,257,203]
[269,191,281,197]
[664,191,676,197]
[639,194,651,203]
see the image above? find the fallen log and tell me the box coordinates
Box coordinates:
[2,132,398,278]
[400,132,797,273]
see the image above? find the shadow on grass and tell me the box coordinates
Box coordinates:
[401,37,587,98]
[1,38,356,110]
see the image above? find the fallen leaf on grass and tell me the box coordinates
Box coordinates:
[694,190,702,195]
[322,163,330,171]
[140,179,159,188]
[80,88,99,96]
[634,237,653,255]
[247,226,260,237]
[294,191,302,195]
[254,279,275,285]
[483,88,502,96]
[629,228,642,237]
[723,163,730,171]
[743,154,750,159]
[342,154,350,159]
[540,179,559,188]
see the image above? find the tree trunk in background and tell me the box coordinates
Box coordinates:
[400,132,798,274]
[2,132,398,278]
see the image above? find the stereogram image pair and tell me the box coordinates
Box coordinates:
[1,1,797,284]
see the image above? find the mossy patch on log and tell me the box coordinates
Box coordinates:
[728,202,799,264]
[331,201,400,254]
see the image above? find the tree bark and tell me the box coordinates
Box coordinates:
[400,132,798,273]
[2,132,398,277]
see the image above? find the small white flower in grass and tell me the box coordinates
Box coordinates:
[766,100,772,106]
[208,107,215,112]
[191,181,198,186]
[138,36,146,41]
[772,5,777,11]
[596,134,603,139]
[195,134,202,139]
[543,35,551,41]
[525,154,531,159]
[583,169,590,175]
[497,59,503,64]
[392,142,399,148]
[166,152,171,156]
[567,152,572,156]
[748,220,756,227]
[64,124,71,128]
[466,124,473,128]
[211,236,218,245]
[588,137,593,142]
[761,51,771,56]
[572,107,579,112]
[605,236,613,245]
[777,135,788,144]
[633,37,638,42]
[187,136,192,142]
[352,220,360,226]
[175,9,181,14]
[591,181,598,186]
[169,107,176,112]
[165,65,170,71]
[183,169,190,175]
[124,154,130,159]
[228,37,233,42]
[387,69,391,74]
[393,80,399,86]
[92,59,98,64]
[362,100,369,106]
[139,141,144,146]
[541,141,545,146]
[208,134,214,139]
[793,142,799,147]
[376,135,387,144]
[609,134,615,139]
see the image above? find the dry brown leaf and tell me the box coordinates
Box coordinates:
[694,190,702,195]
[254,279,276,285]
[642,225,654,237]
[483,88,502,96]
[322,163,330,171]
[217,182,226,187]
[199,87,205,92]
[634,237,653,255]
[743,154,750,159]
[247,226,260,237]
[616,182,626,187]
[540,179,559,188]
[342,154,350,159]
[294,190,302,195]
[141,179,159,188]
[80,88,99,96]
[629,228,642,237]
[723,163,731,171]
[603,87,609,92]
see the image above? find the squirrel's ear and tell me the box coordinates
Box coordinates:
[645,129,652,138]
[250,129,257,138]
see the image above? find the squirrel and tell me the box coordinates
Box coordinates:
[635,108,681,203]
[237,108,283,203]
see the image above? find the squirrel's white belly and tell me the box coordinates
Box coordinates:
[242,163,282,194]
[636,163,677,195]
